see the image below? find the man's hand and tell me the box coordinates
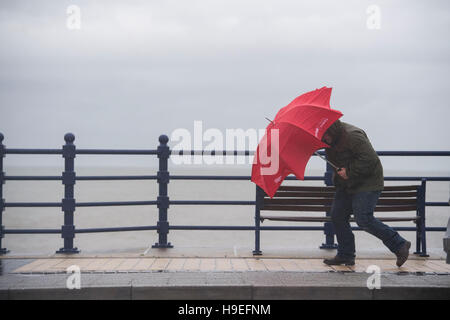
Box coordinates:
[337,167,349,180]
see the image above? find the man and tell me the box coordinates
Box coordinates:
[322,120,411,267]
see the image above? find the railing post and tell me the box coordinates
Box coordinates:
[152,134,173,248]
[0,133,9,254]
[320,161,338,249]
[415,178,429,257]
[56,133,79,254]
[253,185,263,255]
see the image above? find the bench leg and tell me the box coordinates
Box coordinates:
[414,218,429,257]
[419,217,429,257]
[320,216,338,250]
[414,220,421,255]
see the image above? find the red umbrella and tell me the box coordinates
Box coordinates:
[251,87,343,198]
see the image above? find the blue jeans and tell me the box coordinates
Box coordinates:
[330,189,406,258]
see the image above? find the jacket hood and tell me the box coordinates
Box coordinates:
[324,120,343,146]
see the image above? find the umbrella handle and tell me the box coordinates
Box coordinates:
[314,151,342,171]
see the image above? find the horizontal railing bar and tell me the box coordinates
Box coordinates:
[4,175,158,181]
[171,150,255,156]
[170,150,450,156]
[4,200,448,208]
[426,202,450,206]
[3,175,449,182]
[425,227,447,232]
[5,176,61,181]
[260,226,327,231]
[384,177,450,181]
[4,229,60,234]
[4,201,158,207]
[76,175,158,181]
[76,149,158,155]
[163,175,450,182]
[75,226,158,233]
[376,151,450,156]
[170,200,255,205]
[3,226,444,234]
[4,149,158,155]
[170,175,324,181]
[170,175,253,181]
[168,226,443,232]
[5,149,62,155]
[1,175,297,181]
[77,201,158,207]
[4,202,61,208]
[5,149,449,157]
[159,175,450,182]
[169,225,256,230]
[258,226,444,232]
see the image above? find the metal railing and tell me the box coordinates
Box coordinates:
[0,132,449,255]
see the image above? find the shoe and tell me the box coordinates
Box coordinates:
[323,255,355,266]
[395,241,411,267]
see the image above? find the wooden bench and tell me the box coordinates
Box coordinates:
[253,184,427,256]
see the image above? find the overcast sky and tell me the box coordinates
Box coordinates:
[0,0,449,171]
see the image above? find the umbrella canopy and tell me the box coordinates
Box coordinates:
[251,87,343,198]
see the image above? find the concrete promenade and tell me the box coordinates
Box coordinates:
[1,253,449,300]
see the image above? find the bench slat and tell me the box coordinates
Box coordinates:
[263,198,418,206]
[275,185,418,192]
[382,185,419,191]
[273,192,335,198]
[277,186,335,192]
[263,205,332,212]
[379,192,418,198]
[264,199,332,205]
[260,216,420,222]
[262,205,418,212]
[272,191,418,198]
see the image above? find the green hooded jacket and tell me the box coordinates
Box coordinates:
[324,120,384,193]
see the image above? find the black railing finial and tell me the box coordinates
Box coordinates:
[64,133,75,144]
[159,134,169,145]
